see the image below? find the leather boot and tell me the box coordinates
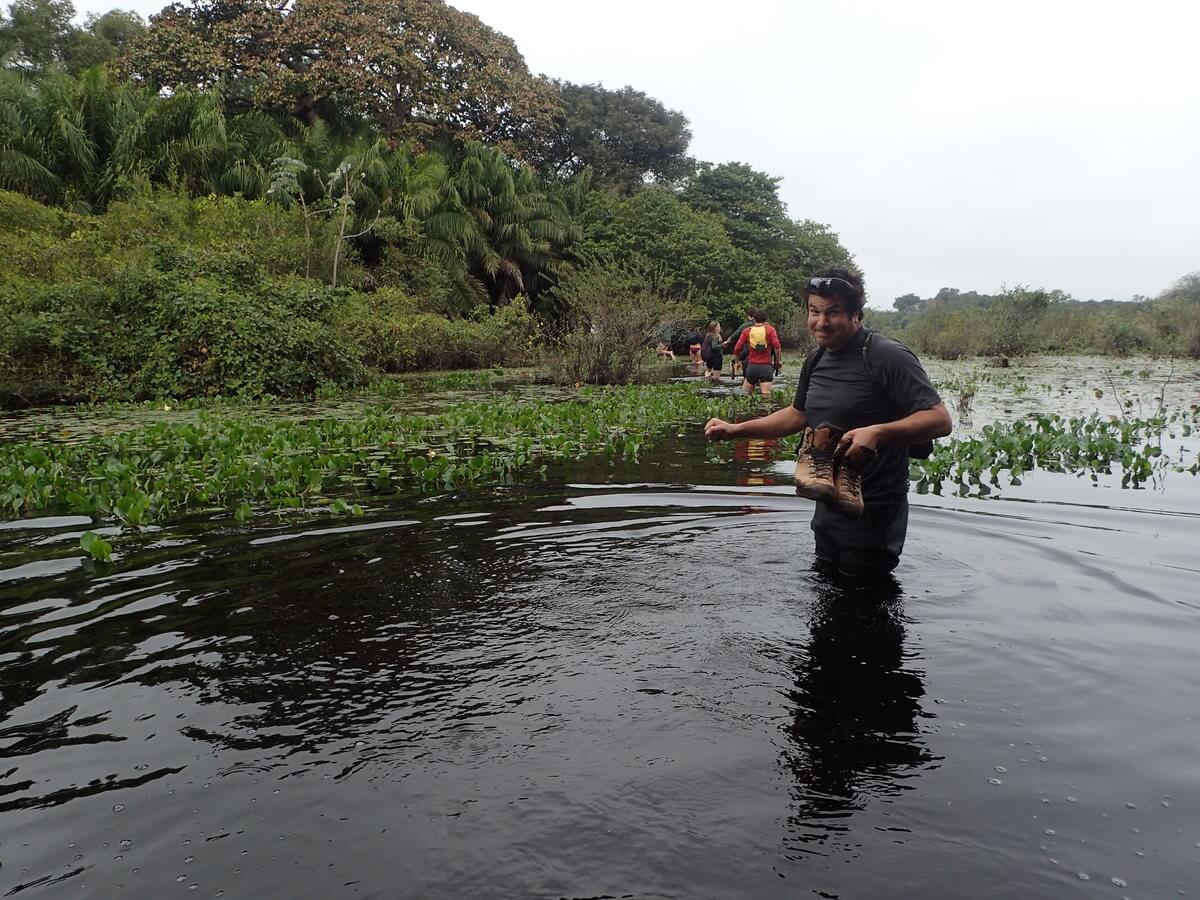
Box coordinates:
[794,425,841,502]
[833,444,874,518]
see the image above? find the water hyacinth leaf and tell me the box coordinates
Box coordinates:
[79,531,113,562]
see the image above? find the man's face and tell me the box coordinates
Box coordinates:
[806,294,861,350]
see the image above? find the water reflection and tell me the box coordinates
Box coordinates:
[734,437,779,486]
[782,571,936,851]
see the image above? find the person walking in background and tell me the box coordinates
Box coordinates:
[733,308,782,396]
[724,312,754,378]
[705,268,952,580]
[701,321,724,381]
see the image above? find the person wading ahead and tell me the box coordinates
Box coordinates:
[733,308,782,396]
[704,268,952,579]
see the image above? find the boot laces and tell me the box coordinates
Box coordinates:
[841,466,862,499]
[808,448,834,480]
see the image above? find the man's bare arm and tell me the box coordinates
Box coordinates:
[704,404,808,441]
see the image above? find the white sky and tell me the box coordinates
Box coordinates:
[76,0,1200,307]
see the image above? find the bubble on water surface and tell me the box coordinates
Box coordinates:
[1045,829,1056,836]
[1126,802,1137,809]
[112,804,125,811]
[1066,796,1078,803]
[994,766,1007,773]
[988,778,1002,785]
[1112,876,1128,888]
[1078,872,1090,881]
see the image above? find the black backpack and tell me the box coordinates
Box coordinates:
[797,330,935,460]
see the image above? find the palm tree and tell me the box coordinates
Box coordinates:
[446,143,579,307]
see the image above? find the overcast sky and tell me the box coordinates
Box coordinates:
[77,0,1200,307]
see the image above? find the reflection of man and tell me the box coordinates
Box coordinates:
[705,268,952,578]
[782,579,933,846]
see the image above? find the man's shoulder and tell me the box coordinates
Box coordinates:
[868,331,925,368]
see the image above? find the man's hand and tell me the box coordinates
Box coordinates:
[839,424,886,455]
[704,417,739,441]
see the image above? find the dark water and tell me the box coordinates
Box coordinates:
[2,434,1199,898]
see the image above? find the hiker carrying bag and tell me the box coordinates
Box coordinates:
[747,324,769,352]
[797,331,935,459]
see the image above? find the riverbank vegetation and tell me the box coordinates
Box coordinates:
[0,0,858,407]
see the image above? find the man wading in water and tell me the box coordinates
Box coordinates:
[704,268,952,579]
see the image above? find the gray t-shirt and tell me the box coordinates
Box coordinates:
[793,329,941,505]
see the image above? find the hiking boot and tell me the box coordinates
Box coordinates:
[794,425,841,502]
[832,444,874,519]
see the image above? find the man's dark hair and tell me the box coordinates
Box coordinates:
[751,308,768,322]
[808,267,867,318]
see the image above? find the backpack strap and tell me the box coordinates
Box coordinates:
[796,344,825,409]
[860,329,935,458]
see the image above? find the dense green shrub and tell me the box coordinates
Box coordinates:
[338,291,537,372]
[0,245,363,405]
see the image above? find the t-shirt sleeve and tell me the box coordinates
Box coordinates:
[875,339,942,416]
[734,331,748,354]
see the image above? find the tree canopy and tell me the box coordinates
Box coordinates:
[120,0,558,154]
[0,0,142,74]
[2,1,861,341]
[528,81,694,193]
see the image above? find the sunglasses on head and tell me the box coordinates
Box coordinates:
[807,276,857,293]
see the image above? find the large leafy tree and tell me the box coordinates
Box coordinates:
[681,161,856,307]
[579,188,789,325]
[120,0,558,154]
[2,0,74,71]
[526,81,694,192]
[681,161,786,254]
[1,0,143,74]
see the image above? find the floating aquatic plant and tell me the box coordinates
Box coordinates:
[1,386,764,526]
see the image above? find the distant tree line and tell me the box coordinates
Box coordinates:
[873,276,1200,358]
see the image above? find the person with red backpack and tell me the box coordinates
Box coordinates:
[705,269,952,579]
[732,308,782,396]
